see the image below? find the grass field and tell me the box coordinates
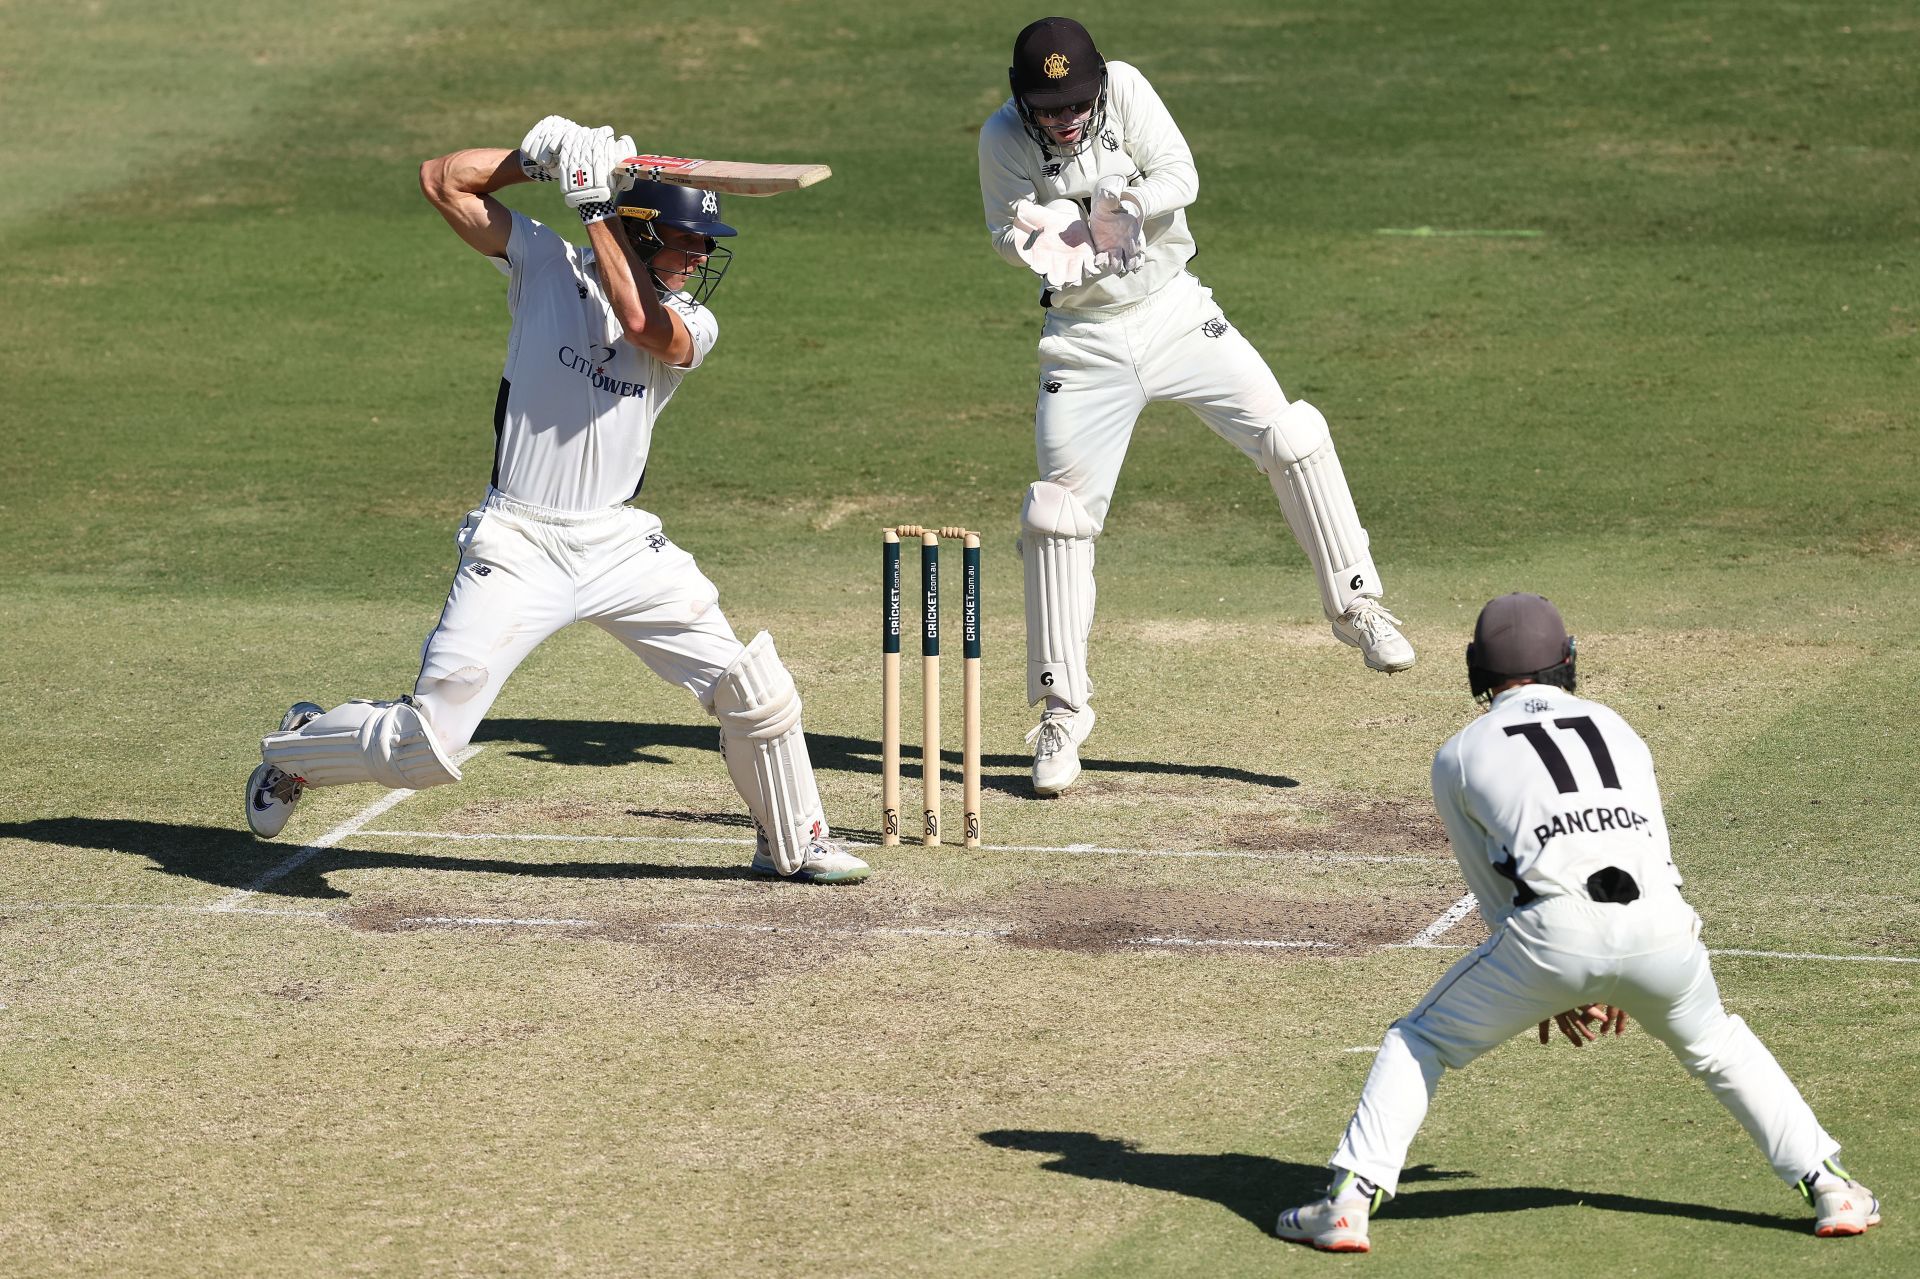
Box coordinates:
[2,1,1916,1274]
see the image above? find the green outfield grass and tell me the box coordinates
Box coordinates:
[2,1,1915,1274]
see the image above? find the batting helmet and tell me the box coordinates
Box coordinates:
[1009,17,1109,158]
[615,181,737,305]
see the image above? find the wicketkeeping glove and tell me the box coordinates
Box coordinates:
[1087,174,1145,274]
[560,126,622,221]
[517,114,581,182]
[1011,198,1100,291]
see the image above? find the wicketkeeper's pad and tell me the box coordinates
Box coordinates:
[1020,480,1098,708]
[1260,400,1383,620]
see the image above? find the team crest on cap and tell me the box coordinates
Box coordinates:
[700,191,719,215]
[1043,52,1071,79]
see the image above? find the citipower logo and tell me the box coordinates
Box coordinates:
[557,344,647,398]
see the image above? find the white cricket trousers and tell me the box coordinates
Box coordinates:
[410,490,744,752]
[1333,892,1840,1195]
[1035,270,1289,533]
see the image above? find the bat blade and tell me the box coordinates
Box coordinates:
[618,154,832,197]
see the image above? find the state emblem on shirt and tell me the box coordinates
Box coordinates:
[1043,53,1070,79]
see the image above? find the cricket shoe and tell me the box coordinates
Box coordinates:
[1275,1170,1383,1254]
[245,701,324,838]
[751,824,872,885]
[1027,704,1095,797]
[1333,599,1415,673]
[1801,1159,1881,1237]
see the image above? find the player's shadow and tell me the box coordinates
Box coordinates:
[482,718,1299,793]
[0,817,763,903]
[978,1129,1807,1236]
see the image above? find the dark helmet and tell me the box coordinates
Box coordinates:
[1466,593,1577,703]
[1009,16,1109,158]
[614,180,737,305]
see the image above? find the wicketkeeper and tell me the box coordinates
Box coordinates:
[978,17,1416,797]
[243,116,870,885]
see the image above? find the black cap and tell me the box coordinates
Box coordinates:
[1011,17,1104,107]
[1470,594,1569,676]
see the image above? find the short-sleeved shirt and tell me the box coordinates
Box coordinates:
[1430,684,1684,929]
[486,209,718,511]
[978,60,1200,314]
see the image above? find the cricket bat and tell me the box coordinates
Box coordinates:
[617,154,832,197]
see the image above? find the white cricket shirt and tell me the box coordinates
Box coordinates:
[1430,684,1683,929]
[486,209,718,512]
[978,59,1200,314]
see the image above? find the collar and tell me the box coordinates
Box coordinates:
[1489,683,1563,710]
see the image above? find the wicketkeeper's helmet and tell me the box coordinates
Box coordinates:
[615,181,737,305]
[1009,16,1109,158]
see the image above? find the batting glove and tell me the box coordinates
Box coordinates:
[1088,175,1145,274]
[1012,198,1099,291]
[560,126,622,221]
[517,114,581,182]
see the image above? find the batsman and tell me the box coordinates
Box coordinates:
[979,18,1416,796]
[242,116,870,885]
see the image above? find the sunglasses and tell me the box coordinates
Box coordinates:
[1029,98,1096,122]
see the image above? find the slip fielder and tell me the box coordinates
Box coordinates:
[242,116,869,885]
[1275,594,1879,1252]
[978,17,1416,797]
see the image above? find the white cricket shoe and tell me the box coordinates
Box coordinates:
[1802,1160,1882,1237]
[750,825,872,884]
[245,702,323,839]
[1275,1170,1381,1254]
[1333,598,1416,673]
[1027,704,1096,797]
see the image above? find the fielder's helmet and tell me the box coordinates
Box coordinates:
[1009,17,1109,158]
[1465,593,1577,703]
[615,180,737,305]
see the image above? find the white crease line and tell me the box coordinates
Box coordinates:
[1708,949,1920,966]
[1344,1045,1380,1053]
[366,829,753,848]
[656,921,1013,940]
[211,745,484,912]
[1403,893,1479,947]
[400,915,595,928]
[1128,936,1336,950]
[359,829,1436,865]
[0,902,329,918]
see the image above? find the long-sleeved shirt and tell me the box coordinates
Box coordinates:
[1430,684,1684,930]
[978,60,1200,314]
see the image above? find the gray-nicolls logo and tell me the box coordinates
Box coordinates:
[1200,317,1230,339]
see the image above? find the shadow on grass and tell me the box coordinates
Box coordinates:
[483,718,1300,792]
[0,816,762,902]
[978,1129,1806,1236]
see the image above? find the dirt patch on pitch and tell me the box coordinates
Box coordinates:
[341,874,1470,965]
[1223,794,1449,856]
[1007,884,1456,955]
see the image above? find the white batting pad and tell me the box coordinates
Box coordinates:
[1261,400,1383,620]
[711,631,826,877]
[260,699,462,791]
[1020,480,1098,707]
